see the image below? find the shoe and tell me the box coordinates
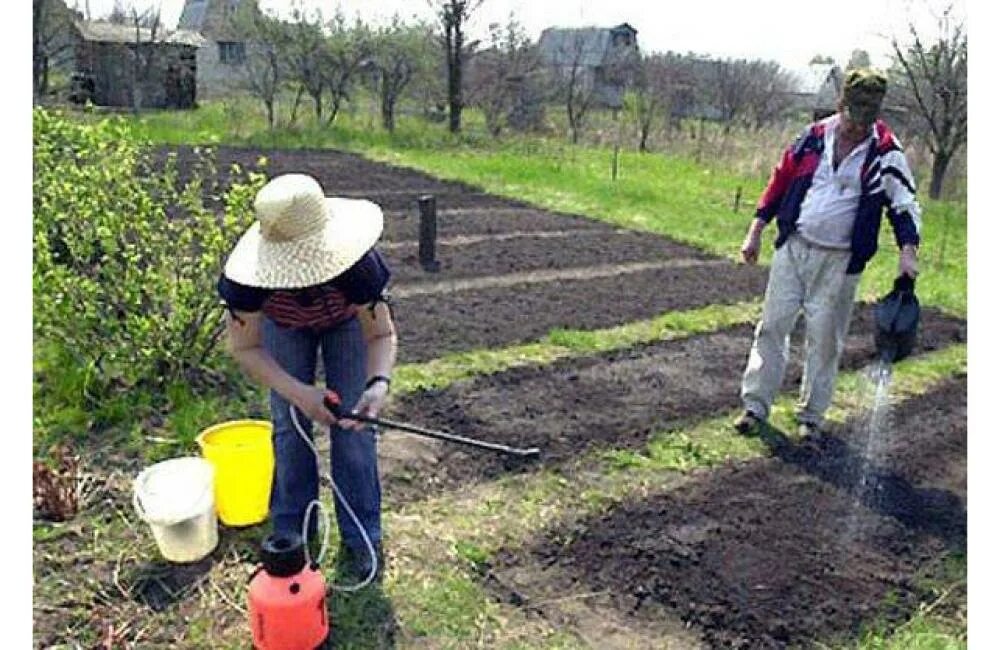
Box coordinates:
[338,541,384,584]
[797,421,823,445]
[733,410,763,436]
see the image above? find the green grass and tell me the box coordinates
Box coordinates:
[851,551,967,649]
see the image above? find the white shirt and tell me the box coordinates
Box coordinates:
[796,114,875,249]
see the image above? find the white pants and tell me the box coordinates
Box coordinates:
[740,235,861,425]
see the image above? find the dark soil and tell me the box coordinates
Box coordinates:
[487,378,967,648]
[379,207,614,243]
[165,145,536,212]
[392,261,769,363]
[381,307,966,502]
[383,228,716,286]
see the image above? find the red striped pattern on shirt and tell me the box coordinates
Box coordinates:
[262,284,358,330]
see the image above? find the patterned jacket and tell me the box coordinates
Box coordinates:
[754,116,922,274]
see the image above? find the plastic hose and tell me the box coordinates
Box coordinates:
[289,406,378,592]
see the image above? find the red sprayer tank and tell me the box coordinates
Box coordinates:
[248,532,328,650]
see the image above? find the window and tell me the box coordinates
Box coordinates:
[612,32,632,47]
[218,41,246,65]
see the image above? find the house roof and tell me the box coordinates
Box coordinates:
[789,63,843,94]
[178,0,208,31]
[538,27,617,67]
[785,63,844,109]
[75,20,206,46]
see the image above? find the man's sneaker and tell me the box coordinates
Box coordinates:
[733,410,763,436]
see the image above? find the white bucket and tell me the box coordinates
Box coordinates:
[133,457,219,563]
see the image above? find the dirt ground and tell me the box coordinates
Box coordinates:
[487,378,967,648]
[392,260,768,363]
[380,306,965,503]
[382,228,716,286]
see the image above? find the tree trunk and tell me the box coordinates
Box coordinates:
[41,58,49,98]
[34,53,49,98]
[447,23,463,134]
[265,99,275,129]
[448,57,462,133]
[289,85,305,125]
[381,87,395,132]
[639,116,651,152]
[311,91,323,121]
[929,150,952,199]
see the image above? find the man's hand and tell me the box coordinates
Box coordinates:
[741,226,763,265]
[899,245,919,278]
[339,381,390,431]
[740,218,766,264]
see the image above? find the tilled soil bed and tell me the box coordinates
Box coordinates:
[165,145,533,212]
[381,307,966,502]
[487,378,967,648]
[392,261,769,363]
[379,207,612,243]
[382,228,716,286]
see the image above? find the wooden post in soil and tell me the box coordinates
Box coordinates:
[418,195,440,272]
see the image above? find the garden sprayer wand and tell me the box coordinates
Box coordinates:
[323,391,541,458]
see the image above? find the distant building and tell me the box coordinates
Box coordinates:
[70,20,203,109]
[177,0,256,99]
[537,23,640,109]
[787,63,844,120]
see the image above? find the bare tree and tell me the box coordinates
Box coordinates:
[430,0,484,134]
[548,31,600,145]
[33,0,78,99]
[285,5,328,122]
[709,58,757,129]
[890,5,966,199]
[368,17,434,132]
[468,15,541,137]
[742,60,796,130]
[240,10,288,129]
[121,6,162,113]
[631,52,693,152]
[321,14,371,127]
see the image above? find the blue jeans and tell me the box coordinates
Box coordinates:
[263,316,382,550]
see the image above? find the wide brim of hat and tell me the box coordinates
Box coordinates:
[224,198,384,289]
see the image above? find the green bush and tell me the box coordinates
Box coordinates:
[33,107,265,435]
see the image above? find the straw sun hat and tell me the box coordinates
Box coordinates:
[224,173,384,289]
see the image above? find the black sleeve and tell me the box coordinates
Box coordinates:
[333,249,392,306]
[217,274,270,313]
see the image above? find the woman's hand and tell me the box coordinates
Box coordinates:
[293,384,339,429]
[340,380,390,431]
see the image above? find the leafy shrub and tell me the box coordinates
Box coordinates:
[33,107,266,432]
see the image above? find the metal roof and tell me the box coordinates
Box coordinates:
[539,27,614,67]
[75,20,206,46]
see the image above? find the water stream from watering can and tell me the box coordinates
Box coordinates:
[842,360,894,542]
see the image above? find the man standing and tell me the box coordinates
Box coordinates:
[734,68,921,438]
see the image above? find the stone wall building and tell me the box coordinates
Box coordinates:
[177,0,257,99]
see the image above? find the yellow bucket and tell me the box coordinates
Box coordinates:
[196,420,274,527]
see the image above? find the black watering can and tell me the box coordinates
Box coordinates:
[874,274,920,363]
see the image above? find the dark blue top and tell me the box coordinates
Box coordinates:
[218,248,392,330]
